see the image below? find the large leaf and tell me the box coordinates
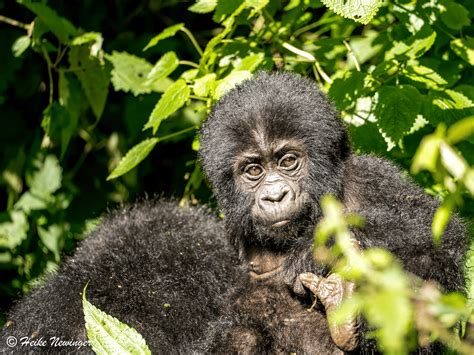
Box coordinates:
[375,85,422,147]
[69,46,110,119]
[450,37,474,65]
[107,138,160,180]
[30,155,62,195]
[386,30,436,60]
[83,286,151,354]
[144,80,190,134]
[439,0,470,31]
[214,70,252,99]
[320,0,383,25]
[328,71,367,110]
[143,23,184,51]
[18,0,78,43]
[402,62,447,89]
[0,211,28,249]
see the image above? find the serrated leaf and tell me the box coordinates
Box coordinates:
[375,85,422,145]
[145,52,179,86]
[83,285,151,354]
[18,0,78,43]
[144,80,190,133]
[320,0,383,25]
[0,211,28,249]
[439,0,470,31]
[11,36,31,57]
[189,0,217,13]
[214,70,252,99]
[193,73,216,97]
[450,38,474,65]
[143,23,184,51]
[106,51,155,96]
[236,52,264,71]
[402,63,447,89]
[69,46,109,119]
[213,0,244,23]
[386,31,436,60]
[432,90,474,110]
[108,138,160,180]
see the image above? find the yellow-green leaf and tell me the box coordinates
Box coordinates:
[143,23,184,51]
[320,0,383,25]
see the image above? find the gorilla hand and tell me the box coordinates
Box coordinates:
[299,273,359,351]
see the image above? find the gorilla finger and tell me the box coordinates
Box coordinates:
[299,272,322,294]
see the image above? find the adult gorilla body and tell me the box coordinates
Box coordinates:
[198,72,467,353]
[0,72,468,354]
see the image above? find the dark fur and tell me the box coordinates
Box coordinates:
[0,201,239,353]
[198,72,468,353]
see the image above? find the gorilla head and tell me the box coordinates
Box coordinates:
[200,72,349,250]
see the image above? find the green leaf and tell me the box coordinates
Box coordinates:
[213,0,244,23]
[446,116,474,144]
[375,85,422,146]
[439,0,470,31]
[320,0,383,25]
[236,52,265,71]
[145,52,179,86]
[30,155,62,194]
[432,196,455,245]
[386,30,436,60]
[432,90,474,110]
[0,211,28,249]
[189,0,217,13]
[143,23,184,51]
[15,191,48,212]
[214,70,252,99]
[11,35,31,57]
[42,102,77,157]
[107,138,160,180]
[38,225,62,261]
[440,142,469,180]
[245,0,270,17]
[70,32,103,46]
[411,135,442,175]
[402,62,447,89]
[18,0,78,43]
[106,51,152,96]
[328,71,367,110]
[193,73,216,97]
[58,72,81,157]
[69,46,110,119]
[144,80,190,134]
[83,285,151,354]
[450,37,474,65]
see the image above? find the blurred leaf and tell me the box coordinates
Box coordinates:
[145,52,179,86]
[11,36,31,57]
[320,0,383,25]
[38,225,62,261]
[189,0,217,13]
[446,116,474,144]
[245,0,270,17]
[0,211,28,249]
[58,72,81,157]
[30,155,62,195]
[440,142,469,180]
[83,286,151,354]
[432,196,455,245]
[18,0,78,43]
[328,71,367,110]
[450,38,474,65]
[236,52,265,71]
[15,191,48,212]
[69,46,110,119]
[214,70,253,99]
[375,85,422,145]
[107,138,160,180]
[411,135,442,175]
[143,23,184,51]
[144,80,190,134]
[439,0,470,31]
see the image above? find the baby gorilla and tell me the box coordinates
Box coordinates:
[198,71,467,353]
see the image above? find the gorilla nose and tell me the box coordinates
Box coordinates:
[261,186,290,203]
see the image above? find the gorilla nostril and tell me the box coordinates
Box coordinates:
[262,188,289,203]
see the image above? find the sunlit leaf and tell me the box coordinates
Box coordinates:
[402,63,447,89]
[386,31,436,60]
[144,80,190,133]
[193,73,216,97]
[189,0,217,13]
[214,70,252,99]
[432,197,455,245]
[0,211,29,249]
[143,23,184,51]
[83,285,151,354]
[107,138,160,180]
[446,116,474,144]
[320,0,383,25]
[236,52,265,71]
[11,36,31,57]
[145,52,179,86]
[38,225,62,261]
[329,71,367,110]
[245,0,270,17]
[450,38,474,65]
[439,142,468,180]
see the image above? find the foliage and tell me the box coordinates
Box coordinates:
[0,0,473,352]
[83,285,151,354]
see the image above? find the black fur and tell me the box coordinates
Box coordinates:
[0,201,239,353]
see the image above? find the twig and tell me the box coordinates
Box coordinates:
[0,14,30,30]
[180,27,204,57]
[343,40,360,72]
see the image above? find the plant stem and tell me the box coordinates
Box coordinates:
[343,40,361,71]
[42,46,54,104]
[180,27,204,57]
[179,60,200,68]
[159,125,198,142]
[0,15,30,30]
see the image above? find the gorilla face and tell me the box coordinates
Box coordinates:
[234,136,311,240]
[200,72,349,249]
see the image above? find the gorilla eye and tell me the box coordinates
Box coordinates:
[244,164,264,179]
[279,154,298,170]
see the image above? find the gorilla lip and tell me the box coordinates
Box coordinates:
[271,220,290,228]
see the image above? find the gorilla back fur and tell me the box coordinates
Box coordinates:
[1,201,239,353]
